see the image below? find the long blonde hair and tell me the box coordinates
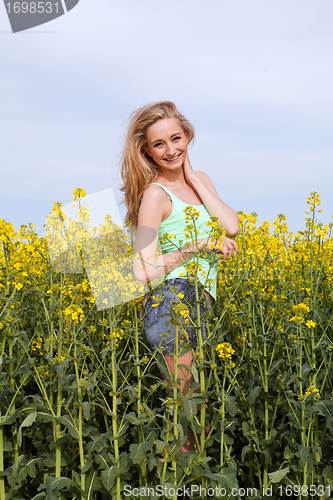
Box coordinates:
[119,101,195,227]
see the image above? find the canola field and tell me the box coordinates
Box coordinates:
[0,191,332,500]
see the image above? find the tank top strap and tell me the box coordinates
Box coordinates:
[140,182,173,204]
[149,183,172,202]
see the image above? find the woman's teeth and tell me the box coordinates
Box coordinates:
[165,153,181,162]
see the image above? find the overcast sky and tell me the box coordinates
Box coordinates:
[1,0,332,240]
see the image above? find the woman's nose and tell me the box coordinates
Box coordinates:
[165,142,176,155]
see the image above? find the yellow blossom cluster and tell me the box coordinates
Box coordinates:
[104,329,124,348]
[305,385,320,400]
[216,342,235,359]
[217,192,332,346]
[73,188,87,201]
[287,303,310,323]
[64,305,85,323]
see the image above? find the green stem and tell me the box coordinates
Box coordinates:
[8,336,18,462]
[220,363,226,472]
[55,378,62,478]
[109,315,120,500]
[0,423,5,500]
[133,305,146,492]
[74,342,86,498]
[172,325,179,499]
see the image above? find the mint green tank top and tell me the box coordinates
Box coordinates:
[140,183,219,302]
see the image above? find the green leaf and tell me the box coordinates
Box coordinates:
[2,435,13,452]
[81,402,90,421]
[38,412,54,423]
[287,413,302,429]
[87,431,113,455]
[315,400,333,432]
[241,445,252,463]
[57,415,79,440]
[17,412,37,447]
[95,453,112,470]
[268,359,284,376]
[0,414,16,426]
[169,438,187,458]
[44,476,73,495]
[190,363,199,383]
[101,466,121,491]
[130,440,154,464]
[125,412,149,425]
[81,456,93,473]
[284,445,295,460]
[249,386,262,405]
[225,396,238,416]
[86,466,102,500]
[183,397,196,420]
[26,458,42,478]
[296,446,310,468]
[31,493,46,500]
[268,467,290,483]
[323,465,333,482]
[155,439,167,455]
[204,470,238,489]
[43,458,56,468]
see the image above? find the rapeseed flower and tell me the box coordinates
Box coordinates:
[216,342,235,359]
[306,320,317,329]
[64,305,85,323]
[305,385,320,401]
[73,188,87,201]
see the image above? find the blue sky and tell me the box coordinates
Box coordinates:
[1,0,332,239]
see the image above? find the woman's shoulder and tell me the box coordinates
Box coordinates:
[138,184,170,227]
[141,182,172,202]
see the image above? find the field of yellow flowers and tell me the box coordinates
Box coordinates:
[0,191,332,500]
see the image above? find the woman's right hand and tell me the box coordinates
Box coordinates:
[190,236,238,260]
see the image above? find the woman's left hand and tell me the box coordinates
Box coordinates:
[183,152,198,185]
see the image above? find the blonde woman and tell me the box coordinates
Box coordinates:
[119,101,239,452]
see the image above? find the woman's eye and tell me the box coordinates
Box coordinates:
[173,136,181,141]
[153,143,163,148]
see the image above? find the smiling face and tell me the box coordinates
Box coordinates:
[145,117,188,172]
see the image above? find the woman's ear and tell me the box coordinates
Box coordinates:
[144,146,151,157]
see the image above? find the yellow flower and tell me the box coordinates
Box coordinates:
[73,188,87,201]
[174,303,190,324]
[14,283,23,290]
[306,320,317,329]
[304,385,320,401]
[64,305,85,323]
[151,295,163,307]
[216,342,235,359]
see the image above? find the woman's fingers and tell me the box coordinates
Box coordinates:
[199,237,238,259]
[221,238,237,259]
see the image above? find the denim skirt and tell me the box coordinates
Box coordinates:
[141,278,212,355]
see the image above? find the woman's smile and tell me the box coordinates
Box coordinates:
[163,152,182,162]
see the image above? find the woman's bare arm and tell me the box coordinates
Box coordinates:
[183,155,240,237]
[134,183,238,285]
[134,185,193,284]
